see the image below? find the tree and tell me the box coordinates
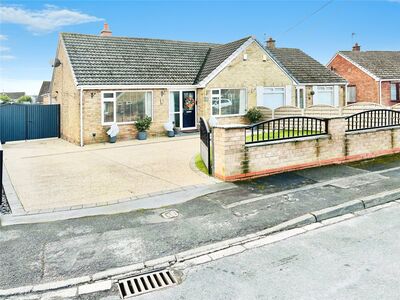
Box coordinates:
[0,94,11,103]
[17,95,32,103]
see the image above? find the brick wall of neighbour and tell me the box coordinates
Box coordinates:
[50,41,81,144]
[328,54,379,103]
[213,118,400,181]
[82,89,169,144]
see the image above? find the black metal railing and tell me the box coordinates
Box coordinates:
[245,116,329,144]
[346,109,400,132]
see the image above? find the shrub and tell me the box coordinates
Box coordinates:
[17,96,32,103]
[135,116,152,132]
[245,107,263,124]
[0,94,11,103]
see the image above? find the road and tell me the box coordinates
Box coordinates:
[94,202,400,300]
[1,155,400,291]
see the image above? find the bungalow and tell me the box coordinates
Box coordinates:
[37,81,51,104]
[265,38,347,108]
[50,24,346,145]
[328,44,400,106]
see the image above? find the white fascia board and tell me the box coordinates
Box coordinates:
[60,36,79,87]
[78,85,199,90]
[336,53,381,81]
[197,37,256,87]
[326,52,339,67]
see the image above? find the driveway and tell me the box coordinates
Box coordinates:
[3,136,214,211]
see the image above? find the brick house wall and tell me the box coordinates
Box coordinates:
[328,54,379,103]
[198,41,295,121]
[50,40,81,144]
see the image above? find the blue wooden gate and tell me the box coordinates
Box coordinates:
[0,104,60,143]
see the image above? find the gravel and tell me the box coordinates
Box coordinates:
[1,186,11,214]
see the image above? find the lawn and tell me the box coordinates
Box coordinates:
[246,130,320,142]
[195,153,209,175]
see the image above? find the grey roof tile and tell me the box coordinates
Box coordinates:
[339,51,400,79]
[267,47,347,84]
[61,33,249,86]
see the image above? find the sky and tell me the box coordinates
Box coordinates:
[0,0,399,95]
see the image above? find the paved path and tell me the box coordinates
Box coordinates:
[3,136,214,211]
[131,201,400,300]
[0,154,400,292]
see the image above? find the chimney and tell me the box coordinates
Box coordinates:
[266,37,276,49]
[100,23,112,37]
[352,42,361,52]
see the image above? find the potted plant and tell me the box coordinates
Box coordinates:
[245,107,263,124]
[135,116,152,140]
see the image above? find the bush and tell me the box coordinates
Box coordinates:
[17,96,32,103]
[245,107,263,124]
[135,116,152,132]
[0,94,11,103]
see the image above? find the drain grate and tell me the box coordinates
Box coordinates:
[117,269,178,298]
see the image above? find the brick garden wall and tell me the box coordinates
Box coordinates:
[213,118,400,181]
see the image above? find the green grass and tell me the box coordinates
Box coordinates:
[195,153,209,175]
[246,130,319,142]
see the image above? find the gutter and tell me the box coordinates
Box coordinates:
[80,87,84,147]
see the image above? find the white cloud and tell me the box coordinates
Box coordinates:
[0,5,103,34]
[0,34,7,40]
[0,54,15,60]
[0,46,10,51]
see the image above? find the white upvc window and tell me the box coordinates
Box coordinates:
[347,86,356,103]
[314,86,334,105]
[263,87,286,109]
[211,88,247,116]
[101,91,153,125]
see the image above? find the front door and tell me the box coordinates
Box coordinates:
[182,91,196,129]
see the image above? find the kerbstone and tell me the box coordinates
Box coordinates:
[78,280,112,295]
[312,200,364,222]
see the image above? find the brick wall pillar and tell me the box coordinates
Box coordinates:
[328,117,347,157]
[213,125,247,180]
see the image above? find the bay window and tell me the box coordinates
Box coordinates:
[211,88,247,116]
[102,91,152,125]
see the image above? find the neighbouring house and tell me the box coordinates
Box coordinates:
[1,92,25,101]
[50,24,345,145]
[328,44,400,106]
[265,38,347,108]
[37,81,51,104]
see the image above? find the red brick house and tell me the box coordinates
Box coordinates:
[328,44,400,106]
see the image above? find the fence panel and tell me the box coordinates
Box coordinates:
[0,104,26,143]
[245,116,328,144]
[27,104,60,140]
[0,104,60,143]
[346,109,400,132]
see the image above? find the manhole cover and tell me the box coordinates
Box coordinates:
[160,209,180,219]
[117,269,178,298]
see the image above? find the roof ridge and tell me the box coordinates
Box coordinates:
[60,32,220,46]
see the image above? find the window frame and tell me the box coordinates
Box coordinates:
[210,88,248,117]
[347,85,357,103]
[262,86,286,109]
[390,83,400,102]
[101,90,153,126]
[314,85,335,106]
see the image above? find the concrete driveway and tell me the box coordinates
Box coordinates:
[3,136,214,212]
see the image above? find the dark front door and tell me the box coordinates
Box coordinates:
[182,91,196,129]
